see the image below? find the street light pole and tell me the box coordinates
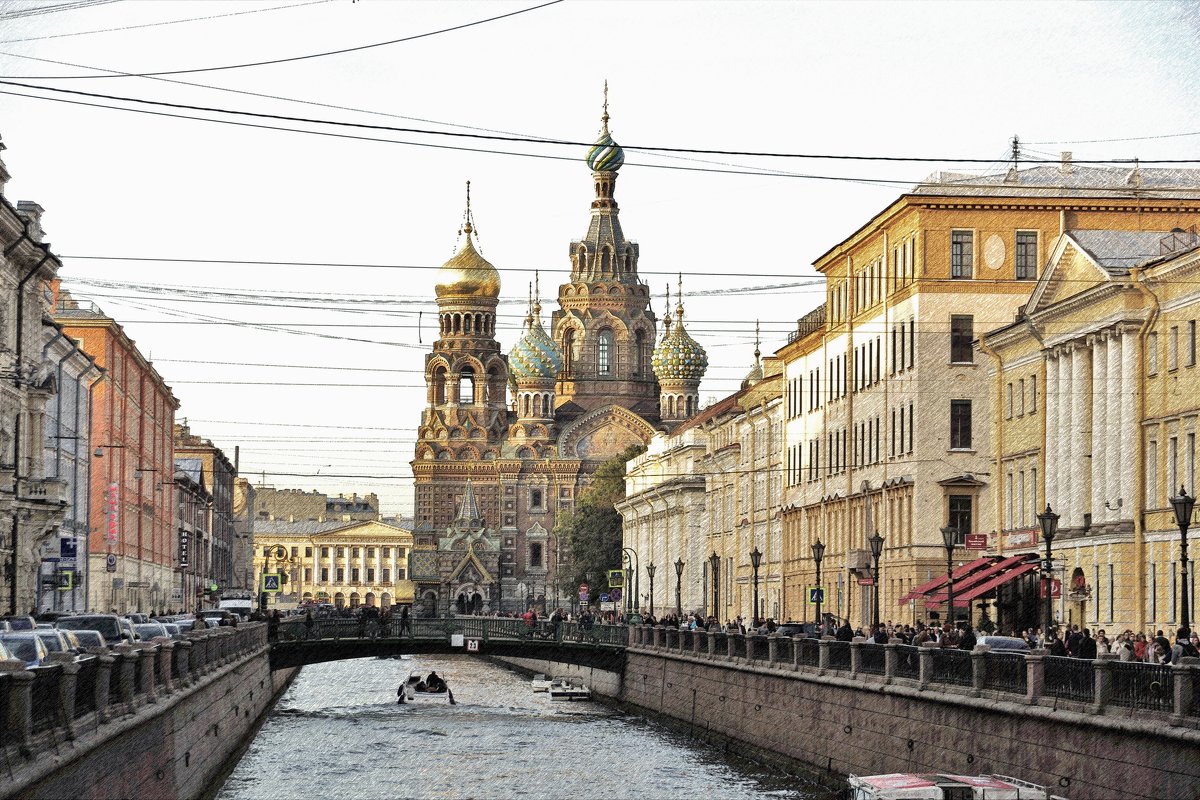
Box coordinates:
[709,550,720,621]
[674,558,684,619]
[647,562,656,617]
[811,539,825,629]
[868,532,884,633]
[1037,504,1060,640]
[940,526,958,627]
[750,546,762,626]
[1170,487,1195,636]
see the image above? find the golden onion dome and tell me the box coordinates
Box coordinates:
[435,226,500,300]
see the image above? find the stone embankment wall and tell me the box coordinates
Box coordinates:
[2,624,298,800]
[622,627,1200,800]
[488,656,622,698]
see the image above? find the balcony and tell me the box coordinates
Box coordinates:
[18,477,67,505]
[846,548,872,571]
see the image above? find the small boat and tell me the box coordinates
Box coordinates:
[531,673,552,692]
[547,676,591,701]
[398,671,455,704]
[847,773,1067,800]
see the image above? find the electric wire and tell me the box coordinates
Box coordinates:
[0,0,120,21]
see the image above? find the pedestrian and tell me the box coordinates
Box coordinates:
[267,609,281,642]
[957,624,977,651]
[1077,628,1097,660]
[1171,627,1200,663]
[400,604,412,637]
[304,609,315,639]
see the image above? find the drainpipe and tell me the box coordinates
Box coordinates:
[977,333,1005,556]
[1131,267,1161,633]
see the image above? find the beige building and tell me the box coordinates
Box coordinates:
[983,226,1200,632]
[780,162,1200,632]
[252,518,415,609]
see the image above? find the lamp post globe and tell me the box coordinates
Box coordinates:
[1170,487,1195,636]
[868,532,884,632]
[1037,503,1060,642]
[940,526,958,626]
[811,539,825,628]
[750,546,762,626]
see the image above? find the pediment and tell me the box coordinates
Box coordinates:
[1026,234,1116,316]
[557,404,654,461]
[449,549,494,584]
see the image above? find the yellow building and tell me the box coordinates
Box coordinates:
[780,161,1200,632]
[252,519,415,610]
[983,226,1200,633]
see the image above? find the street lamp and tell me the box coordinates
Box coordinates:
[1170,487,1195,636]
[674,558,684,619]
[646,562,656,617]
[621,547,640,616]
[750,546,762,626]
[1037,503,1060,640]
[709,550,720,621]
[940,526,958,626]
[811,539,825,628]
[868,532,884,633]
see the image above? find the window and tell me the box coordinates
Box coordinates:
[1018,378,1026,416]
[1006,383,1013,420]
[459,367,476,404]
[366,568,375,583]
[908,318,916,369]
[336,547,344,558]
[352,547,360,558]
[382,547,390,558]
[950,399,973,449]
[397,568,407,581]
[351,568,360,582]
[530,542,543,567]
[1015,231,1038,280]
[1148,332,1158,375]
[336,568,345,582]
[951,231,974,278]
[1147,439,1158,507]
[1169,436,1179,499]
[1190,320,1197,367]
[290,546,299,558]
[908,401,914,453]
[304,567,312,582]
[367,547,375,558]
[950,315,974,363]
[321,547,330,558]
[598,330,614,374]
[321,567,329,582]
[1170,326,1180,371]
[1030,374,1038,412]
[948,495,972,542]
[382,568,390,583]
[305,547,313,558]
[1188,432,1196,494]
[531,488,543,509]
[891,408,897,457]
[1030,468,1037,522]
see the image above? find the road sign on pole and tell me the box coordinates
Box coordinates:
[262,573,281,593]
[807,587,825,604]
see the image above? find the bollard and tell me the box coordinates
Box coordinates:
[970,644,990,697]
[175,640,192,688]
[692,628,702,656]
[884,637,903,682]
[1091,653,1117,714]
[707,629,717,659]
[94,653,116,723]
[157,640,176,695]
[767,634,778,666]
[792,635,804,672]
[1025,649,1046,705]
[653,626,664,649]
[112,645,137,714]
[918,641,938,690]
[726,632,737,662]
[1171,657,1198,722]
[818,637,832,673]
[849,636,868,675]
[138,644,159,704]
[7,668,35,746]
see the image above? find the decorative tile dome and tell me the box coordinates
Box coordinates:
[586,129,625,173]
[509,315,561,381]
[653,286,708,382]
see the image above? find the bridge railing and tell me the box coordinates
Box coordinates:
[625,630,1200,725]
[275,615,628,649]
[0,623,268,754]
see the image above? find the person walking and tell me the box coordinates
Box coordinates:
[1077,628,1097,660]
[400,604,412,637]
[304,609,315,640]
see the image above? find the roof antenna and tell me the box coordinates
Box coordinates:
[1005,134,1021,184]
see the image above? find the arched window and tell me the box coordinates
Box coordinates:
[563,329,575,374]
[459,367,476,404]
[686,396,694,417]
[598,329,613,375]
[634,330,646,375]
[432,366,447,405]
[523,395,531,418]
[601,247,611,272]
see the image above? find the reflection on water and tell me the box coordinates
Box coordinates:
[215,656,837,800]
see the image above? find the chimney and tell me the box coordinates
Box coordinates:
[16,200,45,242]
[1060,151,1073,174]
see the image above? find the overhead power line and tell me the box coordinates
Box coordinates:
[2,79,1195,166]
[0,0,565,78]
[0,0,120,20]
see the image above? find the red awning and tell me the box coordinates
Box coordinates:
[950,560,1040,607]
[924,555,1029,606]
[897,556,1001,606]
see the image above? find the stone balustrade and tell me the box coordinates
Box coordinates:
[0,623,268,754]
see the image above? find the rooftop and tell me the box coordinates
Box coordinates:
[912,163,1200,199]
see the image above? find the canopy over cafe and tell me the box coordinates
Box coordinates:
[900,544,1045,632]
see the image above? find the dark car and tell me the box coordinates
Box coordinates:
[56,614,131,646]
[0,615,37,631]
[775,622,822,638]
[199,610,236,627]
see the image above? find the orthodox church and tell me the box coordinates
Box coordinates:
[408,99,709,616]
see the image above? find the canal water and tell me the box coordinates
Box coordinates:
[214,656,839,799]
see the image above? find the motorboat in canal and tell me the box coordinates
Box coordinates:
[398,671,455,704]
[547,676,591,701]
[530,673,553,692]
[847,773,1067,800]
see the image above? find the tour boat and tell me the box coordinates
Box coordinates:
[530,673,553,692]
[398,671,454,704]
[846,773,1067,800]
[547,676,591,701]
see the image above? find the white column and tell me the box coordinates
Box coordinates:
[1120,328,1138,511]
[1106,329,1122,523]
[1058,347,1073,522]
[1091,335,1107,525]
[1071,342,1090,529]
[1045,351,1060,515]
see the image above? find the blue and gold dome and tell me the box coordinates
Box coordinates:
[652,285,708,382]
[585,82,624,172]
[509,286,561,381]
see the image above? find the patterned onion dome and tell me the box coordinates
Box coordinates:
[586,128,625,172]
[509,317,562,381]
[653,320,708,382]
[435,231,500,300]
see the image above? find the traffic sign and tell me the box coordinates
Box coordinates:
[579,582,589,593]
[607,570,624,588]
[261,573,282,593]
[105,553,117,573]
[600,593,610,603]
[610,588,622,602]
[578,591,589,604]
[466,638,480,652]
[58,571,74,590]
[1040,578,1062,599]
[807,587,825,604]
[965,533,988,550]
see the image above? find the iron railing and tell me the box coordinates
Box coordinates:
[30,665,62,734]
[74,656,98,716]
[775,636,793,664]
[796,638,821,668]
[1109,661,1173,713]
[930,648,973,688]
[1044,656,1095,704]
[858,643,887,676]
[827,641,851,671]
[894,644,921,680]
[983,652,1027,695]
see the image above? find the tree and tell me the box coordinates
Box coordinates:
[555,444,645,599]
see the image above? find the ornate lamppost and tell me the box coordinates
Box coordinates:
[868,532,884,633]
[674,558,684,619]
[811,539,825,628]
[1170,487,1195,636]
[647,562,656,617]
[940,526,958,626]
[750,546,762,626]
[709,550,720,621]
[1037,503,1060,640]
[621,547,641,617]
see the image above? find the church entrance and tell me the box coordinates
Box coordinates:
[456,591,483,614]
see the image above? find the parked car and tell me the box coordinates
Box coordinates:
[199,610,237,627]
[125,613,149,624]
[33,628,75,656]
[161,623,184,640]
[173,617,196,633]
[0,615,36,631]
[133,623,169,641]
[977,635,1031,651]
[56,614,131,646]
[119,617,139,642]
[774,622,823,639]
[0,632,49,667]
[70,630,107,651]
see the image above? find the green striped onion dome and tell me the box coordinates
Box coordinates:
[586,130,625,172]
[508,318,562,381]
[653,322,708,382]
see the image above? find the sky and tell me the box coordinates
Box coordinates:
[1,0,1198,516]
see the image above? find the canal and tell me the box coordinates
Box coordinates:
[213,655,840,799]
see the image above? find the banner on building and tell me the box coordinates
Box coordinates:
[178,528,190,569]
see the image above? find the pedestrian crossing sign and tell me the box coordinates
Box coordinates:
[262,573,282,593]
[807,587,825,604]
[608,570,624,588]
